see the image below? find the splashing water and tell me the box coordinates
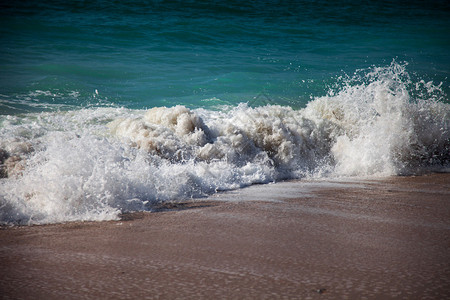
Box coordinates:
[1,62,449,225]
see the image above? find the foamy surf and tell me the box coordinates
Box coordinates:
[1,62,449,225]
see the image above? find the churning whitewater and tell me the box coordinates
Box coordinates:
[1,62,449,225]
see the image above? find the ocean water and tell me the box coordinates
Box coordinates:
[1,0,449,225]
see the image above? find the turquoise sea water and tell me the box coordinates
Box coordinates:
[1,1,449,224]
[1,0,449,112]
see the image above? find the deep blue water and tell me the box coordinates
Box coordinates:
[1,0,449,113]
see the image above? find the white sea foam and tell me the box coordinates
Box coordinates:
[1,62,449,225]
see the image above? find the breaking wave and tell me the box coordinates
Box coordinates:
[1,62,449,225]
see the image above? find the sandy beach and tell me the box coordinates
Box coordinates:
[1,173,449,299]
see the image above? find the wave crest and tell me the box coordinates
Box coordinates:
[1,61,448,225]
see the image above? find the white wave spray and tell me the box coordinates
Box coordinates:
[1,62,449,225]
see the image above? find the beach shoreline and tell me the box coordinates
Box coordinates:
[1,173,449,299]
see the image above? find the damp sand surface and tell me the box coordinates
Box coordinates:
[1,173,449,299]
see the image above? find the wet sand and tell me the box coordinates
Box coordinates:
[1,173,449,299]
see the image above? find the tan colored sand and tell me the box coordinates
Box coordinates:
[1,173,449,299]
